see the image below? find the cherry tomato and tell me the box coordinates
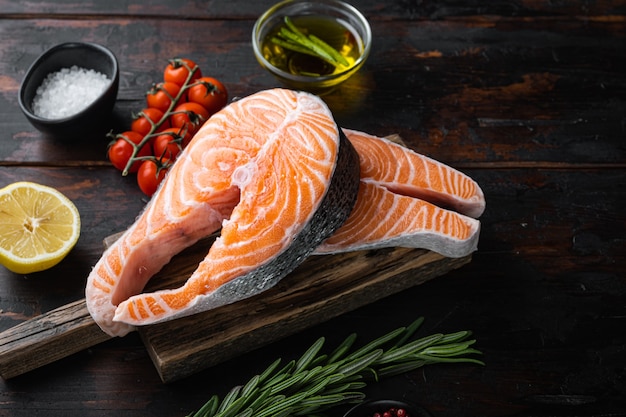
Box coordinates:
[163,58,202,86]
[146,82,181,113]
[137,158,170,197]
[131,107,169,136]
[107,131,150,173]
[169,102,210,134]
[187,77,228,116]
[153,127,186,160]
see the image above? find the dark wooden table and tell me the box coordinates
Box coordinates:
[1,1,625,416]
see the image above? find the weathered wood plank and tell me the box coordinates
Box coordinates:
[0,300,109,380]
[0,0,623,19]
[2,16,624,165]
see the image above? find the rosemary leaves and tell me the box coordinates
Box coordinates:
[271,16,349,69]
[188,317,484,417]
[265,16,359,77]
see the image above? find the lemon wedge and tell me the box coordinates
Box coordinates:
[0,181,81,274]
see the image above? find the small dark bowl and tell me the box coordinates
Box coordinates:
[343,399,432,417]
[18,42,119,140]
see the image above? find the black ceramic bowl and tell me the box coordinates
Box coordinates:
[343,399,432,417]
[18,42,119,139]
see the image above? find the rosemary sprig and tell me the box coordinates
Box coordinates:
[270,16,350,69]
[188,317,484,417]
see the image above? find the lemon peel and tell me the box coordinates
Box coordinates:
[0,181,81,274]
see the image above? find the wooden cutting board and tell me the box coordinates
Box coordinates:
[0,135,473,382]
[0,233,471,382]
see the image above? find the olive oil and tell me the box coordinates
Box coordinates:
[262,15,363,77]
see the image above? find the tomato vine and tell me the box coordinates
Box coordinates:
[107,58,228,196]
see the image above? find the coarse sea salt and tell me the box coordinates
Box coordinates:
[32,65,111,119]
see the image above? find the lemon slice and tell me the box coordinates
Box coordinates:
[0,181,81,274]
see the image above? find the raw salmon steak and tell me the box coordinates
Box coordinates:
[314,129,485,257]
[86,89,360,337]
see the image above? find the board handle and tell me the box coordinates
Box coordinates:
[0,299,109,379]
[0,231,219,380]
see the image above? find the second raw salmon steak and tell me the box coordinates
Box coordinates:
[315,129,485,257]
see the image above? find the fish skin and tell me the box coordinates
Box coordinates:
[86,89,360,337]
[314,129,485,257]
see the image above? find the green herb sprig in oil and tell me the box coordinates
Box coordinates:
[188,317,484,417]
[271,16,350,70]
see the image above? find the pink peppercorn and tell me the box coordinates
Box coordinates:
[370,407,410,417]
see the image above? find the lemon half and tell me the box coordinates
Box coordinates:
[0,181,81,274]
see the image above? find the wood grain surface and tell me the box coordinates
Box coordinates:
[0,1,625,416]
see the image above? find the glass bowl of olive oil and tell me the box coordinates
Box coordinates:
[252,0,371,94]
